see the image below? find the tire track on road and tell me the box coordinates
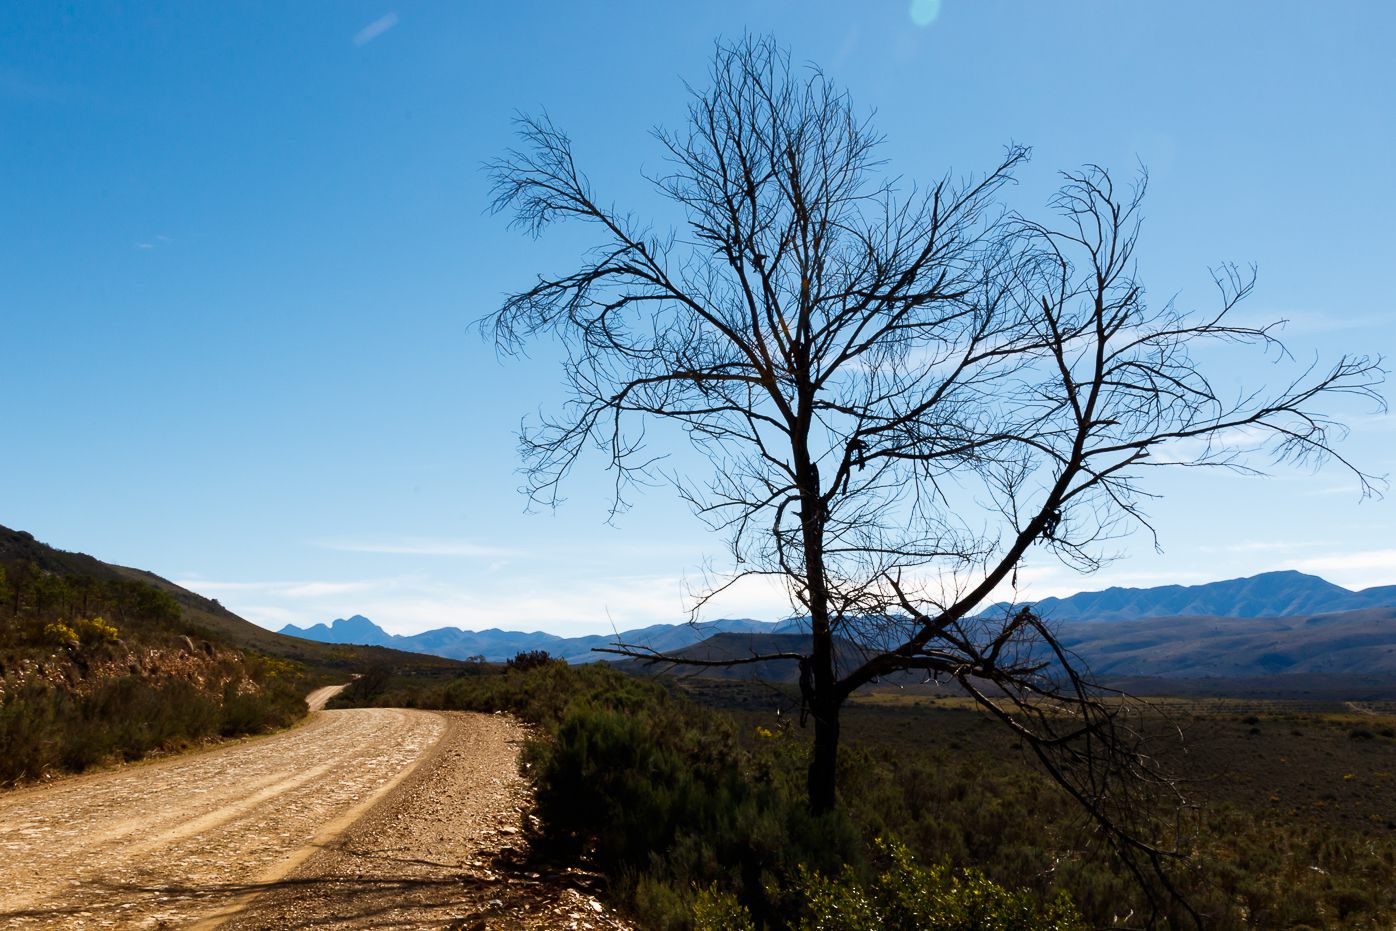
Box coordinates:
[0,699,446,929]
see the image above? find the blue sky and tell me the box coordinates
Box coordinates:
[3,2,1392,635]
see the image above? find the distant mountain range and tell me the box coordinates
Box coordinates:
[279,570,1396,676]
[619,604,1396,683]
[279,614,808,664]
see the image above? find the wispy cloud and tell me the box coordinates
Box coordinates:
[984,564,1216,606]
[172,577,402,599]
[1303,483,1368,498]
[281,580,388,598]
[1200,539,1335,553]
[1353,413,1396,433]
[352,12,398,47]
[185,566,794,638]
[314,537,520,558]
[189,537,1396,638]
[1292,549,1396,589]
[1150,424,1275,466]
[333,571,795,637]
[233,603,305,628]
[1231,308,1388,335]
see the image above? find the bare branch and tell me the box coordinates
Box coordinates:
[487,34,1386,920]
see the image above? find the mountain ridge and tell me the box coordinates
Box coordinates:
[988,569,1396,621]
[278,569,1396,671]
[279,615,800,663]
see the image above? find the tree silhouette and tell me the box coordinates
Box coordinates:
[486,35,1384,913]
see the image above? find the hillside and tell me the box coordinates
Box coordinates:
[0,525,463,673]
[0,524,462,783]
[1055,606,1396,678]
[617,631,819,682]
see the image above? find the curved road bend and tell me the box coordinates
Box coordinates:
[0,685,447,929]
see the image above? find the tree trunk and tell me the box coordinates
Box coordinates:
[807,692,841,813]
[795,404,839,812]
[797,464,840,814]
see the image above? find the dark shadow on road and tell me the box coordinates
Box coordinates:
[0,841,616,930]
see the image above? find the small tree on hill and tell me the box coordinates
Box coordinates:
[487,36,1384,912]
[508,649,557,671]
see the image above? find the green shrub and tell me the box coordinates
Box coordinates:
[694,885,756,931]
[789,841,1084,931]
[507,649,558,670]
[523,671,888,929]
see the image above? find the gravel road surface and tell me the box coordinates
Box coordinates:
[0,688,444,928]
[1,691,632,930]
[225,711,631,930]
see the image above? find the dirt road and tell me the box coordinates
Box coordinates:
[224,711,630,930]
[0,688,446,928]
[1,690,632,930]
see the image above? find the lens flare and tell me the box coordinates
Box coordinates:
[909,0,942,27]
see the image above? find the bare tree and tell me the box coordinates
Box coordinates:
[487,35,1384,911]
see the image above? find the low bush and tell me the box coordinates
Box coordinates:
[696,843,1085,931]
[507,649,558,670]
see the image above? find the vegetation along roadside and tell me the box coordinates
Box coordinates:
[335,657,1396,929]
[0,537,316,784]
